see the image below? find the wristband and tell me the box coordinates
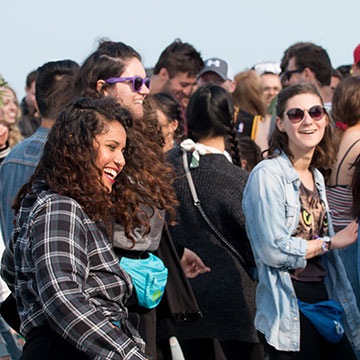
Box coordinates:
[313,235,330,254]
[320,239,329,254]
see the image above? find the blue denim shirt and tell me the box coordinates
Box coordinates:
[0,127,49,243]
[242,152,360,352]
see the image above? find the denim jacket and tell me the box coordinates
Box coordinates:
[242,152,360,352]
[0,127,49,243]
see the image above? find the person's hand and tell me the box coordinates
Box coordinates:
[180,248,211,279]
[331,221,358,249]
[0,124,8,149]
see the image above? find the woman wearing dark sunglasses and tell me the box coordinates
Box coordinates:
[243,83,360,359]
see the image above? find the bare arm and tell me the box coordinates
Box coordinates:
[306,221,358,259]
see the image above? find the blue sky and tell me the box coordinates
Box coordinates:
[2,0,359,99]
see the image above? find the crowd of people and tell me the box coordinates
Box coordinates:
[0,38,359,360]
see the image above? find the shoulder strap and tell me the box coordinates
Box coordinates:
[182,150,255,280]
[335,138,360,184]
[251,115,262,141]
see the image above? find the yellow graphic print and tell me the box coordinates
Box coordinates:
[302,209,312,226]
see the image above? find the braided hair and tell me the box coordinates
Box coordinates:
[186,83,242,166]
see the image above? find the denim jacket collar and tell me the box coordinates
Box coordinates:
[277,152,324,191]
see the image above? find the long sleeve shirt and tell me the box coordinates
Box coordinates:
[1,181,146,360]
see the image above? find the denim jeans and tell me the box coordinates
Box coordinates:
[0,316,22,360]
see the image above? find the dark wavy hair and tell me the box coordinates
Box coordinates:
[74,40,178,231]
[186,84,241,166]
[268,83,336,170]
[144,93,185,144]
[36,59,79,119]
[75,40,141,99]
[291,44,332,87]
[13,98,174,242]
[153,39,204,77]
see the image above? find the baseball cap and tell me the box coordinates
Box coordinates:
[197,58,234,81]
[253,62,281,76]
[354,44,360,64]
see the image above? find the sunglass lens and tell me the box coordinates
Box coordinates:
[309,106,325,120]
[145,78,151,89]
[134,77,143,92]
[287,108,304,123]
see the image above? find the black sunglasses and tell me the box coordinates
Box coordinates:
[283,68,304,81]
[285,106,326,123]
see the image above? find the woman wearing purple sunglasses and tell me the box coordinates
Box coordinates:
[75,41,207,359]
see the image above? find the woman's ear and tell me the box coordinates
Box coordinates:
[169,119,178,133]
[275,116,285,132]
[96,80,110,96]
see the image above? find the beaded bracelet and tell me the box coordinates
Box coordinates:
[313,235,330,254]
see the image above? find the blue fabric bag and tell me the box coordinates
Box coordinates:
[297,299,345,343]
[120,253,168,309]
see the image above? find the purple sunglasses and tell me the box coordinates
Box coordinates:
[105,76,150,93]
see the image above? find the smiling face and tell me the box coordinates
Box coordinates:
[0,88,18,126]
[162,71,197,103]
[276,93,327,158]
[104,57,149,120]
[94,120,127,192]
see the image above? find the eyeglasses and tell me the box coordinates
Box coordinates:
[283,68,304,81]
[105,76,151,92]
[285,105,326,123]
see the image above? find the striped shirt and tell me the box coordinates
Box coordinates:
[326,185,353,231]
[1,181,146,360]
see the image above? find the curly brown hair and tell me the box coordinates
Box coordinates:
[268,83,336,170]
[13,98,176,243]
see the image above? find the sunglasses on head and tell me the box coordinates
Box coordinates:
[285,105,326,123]
[283,68,304,81]
[105,76,151,92]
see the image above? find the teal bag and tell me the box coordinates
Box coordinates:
[120,253,168,309]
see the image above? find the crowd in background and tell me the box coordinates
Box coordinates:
[0,39,359,360]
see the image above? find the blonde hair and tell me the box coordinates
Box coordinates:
[232,70,267,117]
[1,86,23,147]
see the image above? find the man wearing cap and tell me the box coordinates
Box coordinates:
[197,58,236,93]
[352,44,360,76]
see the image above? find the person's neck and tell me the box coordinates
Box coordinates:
[40,117,55,129]
[198,136,225,153]
[292,150,315,189]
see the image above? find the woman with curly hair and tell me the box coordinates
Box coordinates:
[0,86,23,162]
[75,41,206,358]
[243,83,359,359]
[1,97,158,359]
